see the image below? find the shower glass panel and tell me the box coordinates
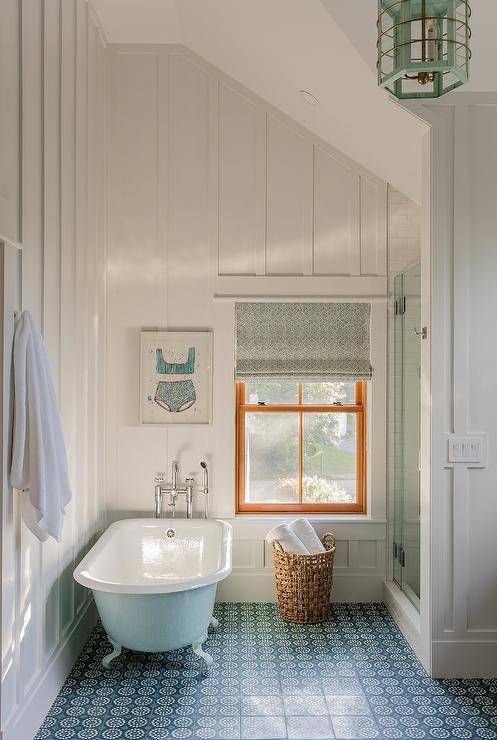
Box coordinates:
[393,264,421,610]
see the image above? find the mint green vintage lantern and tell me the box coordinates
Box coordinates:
[377,0,471,99]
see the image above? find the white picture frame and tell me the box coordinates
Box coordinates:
[140,331,213,425]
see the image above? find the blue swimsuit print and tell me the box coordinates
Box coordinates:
[156,347,195,375]
[154,380,196,413]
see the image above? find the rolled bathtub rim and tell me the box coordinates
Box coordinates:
[73,517,232,595]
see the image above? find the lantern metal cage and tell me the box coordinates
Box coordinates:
[377,0,471,99]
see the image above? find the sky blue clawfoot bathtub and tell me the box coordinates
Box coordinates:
[73,518,232,670]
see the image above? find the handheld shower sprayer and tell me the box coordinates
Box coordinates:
[200,461,209,519]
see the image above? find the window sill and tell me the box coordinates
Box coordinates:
[232,514,386,523]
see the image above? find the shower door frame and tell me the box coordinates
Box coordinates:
[392,264,421,610]
[384,125,432,677]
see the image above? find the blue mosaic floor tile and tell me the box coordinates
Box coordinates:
[36,603,497,739]
[286,714,334,739]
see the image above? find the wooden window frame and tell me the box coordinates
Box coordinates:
[236,381,367,514]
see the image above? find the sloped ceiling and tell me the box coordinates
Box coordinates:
[93,0,427,201]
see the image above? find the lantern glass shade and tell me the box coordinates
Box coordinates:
[377,0,471,99]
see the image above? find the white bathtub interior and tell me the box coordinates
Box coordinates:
[74,518,232,594]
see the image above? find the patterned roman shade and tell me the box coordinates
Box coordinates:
[235,302,372,381]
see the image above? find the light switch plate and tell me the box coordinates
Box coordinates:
[447,435,487,467]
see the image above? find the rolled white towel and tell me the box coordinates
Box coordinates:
[289,518,325,554]
[265,523,310,555]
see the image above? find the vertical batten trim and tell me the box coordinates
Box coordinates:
[350,174,361,276]
[254,106,266,276]
[379,181,388,276]
[215,79,221,277]
[86,12,98,540]
[359,176,363,276]
[158,50,169,468]
[263,112,268,275]
[20,0,45,687]
[302,140,313,276]
[74,0,89,613]
[42,0,63,660]
[99,32,109,533]
[452,104,470,436]
[59,0,77,634]
[452,103,470,636]
[17,0,23,243]
[311,144,316,276]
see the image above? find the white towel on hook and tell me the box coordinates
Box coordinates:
[289,518,325,554]
[10,311,72,542]
[265,523,310,554]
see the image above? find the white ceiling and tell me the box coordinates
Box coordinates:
[93,0,437,202]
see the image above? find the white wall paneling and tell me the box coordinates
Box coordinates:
[107,44,389,603]
[0,2,108,738]
[113,44,388,282]
[216,520,387,603]
[411,94,497,677]
[266,115,312,275]
[218,83,261,276]
[313,147,356,276]
[0,0,21,244]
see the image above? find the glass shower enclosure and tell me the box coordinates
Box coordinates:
[392,264,421,609]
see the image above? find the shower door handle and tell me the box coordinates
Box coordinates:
[414,327,428,339]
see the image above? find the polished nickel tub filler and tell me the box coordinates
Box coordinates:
[73,518,232,669]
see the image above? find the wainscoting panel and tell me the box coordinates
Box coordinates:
[1,3,108,737]
[218,522,386,603]
[266,114,312,276]
[218,83,259,276]
[0,0,20,243]
[360,176,388,277]
[313,147,357,276]
[111,44,386,281]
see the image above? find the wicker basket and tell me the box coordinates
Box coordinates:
[272,533,336,624]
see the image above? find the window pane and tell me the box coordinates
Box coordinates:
[245,413,299,503]
[302,381,356,405]
[245,381,299,405]
[302,413,357,504]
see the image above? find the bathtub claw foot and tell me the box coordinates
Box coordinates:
[192,634,213,670]
[209,616,219,630]
[102,637,122,669]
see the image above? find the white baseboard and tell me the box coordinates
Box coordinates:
[2,599,97,740]
[217,572,384,603]
[432,640,497,678]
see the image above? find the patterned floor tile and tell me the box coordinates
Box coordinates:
[283,694,328,716]
[35,603,497,739]
[326,694,372,716]
[287,715,334,739]
[240,715,287,739]
[331,715,380,739]
[322,677,364,695]
[194,715,241,740]
[241,695,284,716]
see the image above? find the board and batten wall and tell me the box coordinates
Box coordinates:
[0,2,108,737]
[107,44,388,603]
[412,94,497,677]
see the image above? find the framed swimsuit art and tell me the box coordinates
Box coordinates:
[140,331,213,425]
